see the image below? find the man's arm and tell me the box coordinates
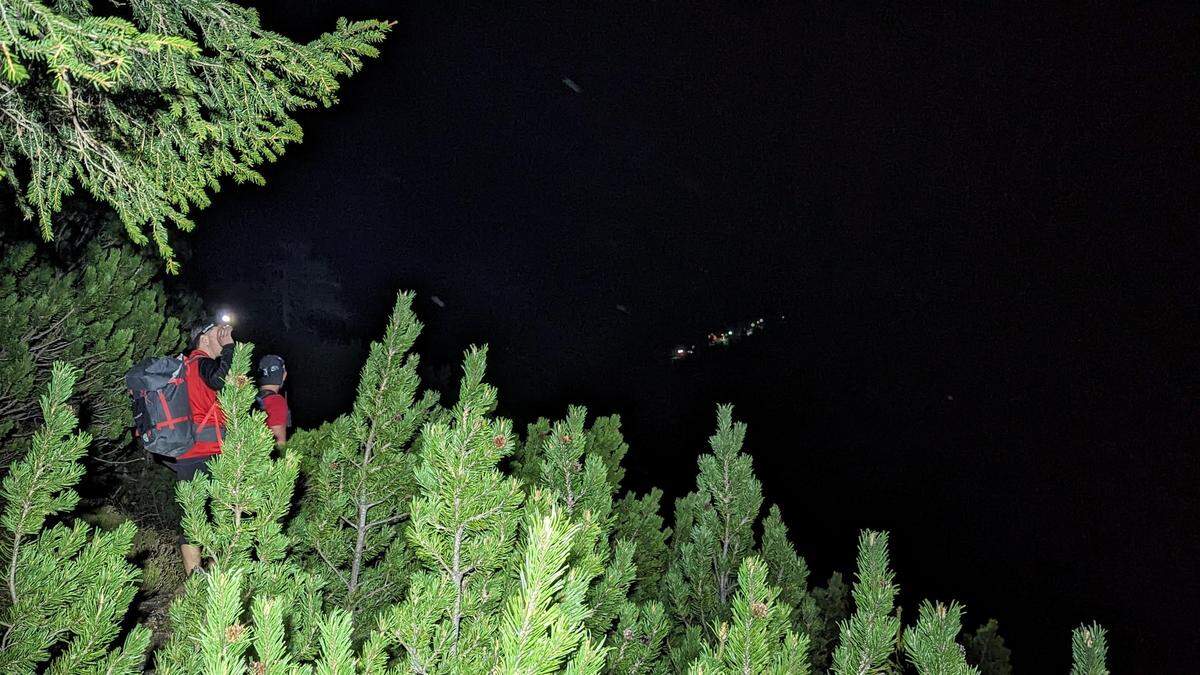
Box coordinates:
[197,344,234,390]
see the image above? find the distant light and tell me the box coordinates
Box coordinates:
[677,348,685,354]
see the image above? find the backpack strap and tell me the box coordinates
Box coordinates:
[256,389,291,428]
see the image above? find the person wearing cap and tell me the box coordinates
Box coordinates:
[256,354,291,447]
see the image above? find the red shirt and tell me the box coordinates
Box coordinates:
[262,392,289,428]
[180,350,226,459]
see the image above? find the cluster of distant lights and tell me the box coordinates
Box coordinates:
[672,315,781,362]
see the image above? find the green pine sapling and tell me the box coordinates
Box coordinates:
[664,405,765,632]
[0,242,184,463]
[964,619,1012,675]
[903,601,979,675]
[368,346,525,671]
[607,600,671,675]
[1070,622,1109,675]
[494,498,607,674]
[686,557,810,675]
[156,343,322,672]
[523,407,637,636]
[0,362,150,673]
[831,530,902,675]
[289,292,439,630]
[663,404,816,671]
[612,488,672,603]
[175,567,363,674]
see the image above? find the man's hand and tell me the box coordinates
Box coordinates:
[216,325,234,347]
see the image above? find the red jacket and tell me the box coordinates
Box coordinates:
[179,346,232,459]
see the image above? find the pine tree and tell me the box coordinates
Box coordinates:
[0,0,390,271]
[174,344,299,569]
[831,530,902,675]
[156,343,320,672]
[662,405,818,668]
[289,292,439,632]
[964,619,1011,675]
[804,571,851,670]
[0,296,1121,672]
[759,505,810,615]
[663,405,765,633]
[607,600,671,675]
[493,498,607,674]
[168,566,366,674]
[522,406,637,636]
[0,238,184,464]
[366,345,526,671]
[612,488,671,602]
[903,601,979,675]
[1069,622,1109,675]
[686,557,810,675]
[0,362,150,673]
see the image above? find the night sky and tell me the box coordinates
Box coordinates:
[186,2,1195,671]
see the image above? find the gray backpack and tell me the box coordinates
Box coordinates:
[126,355,195,458]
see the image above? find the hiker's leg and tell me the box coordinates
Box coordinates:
[181,544,202,574]
[166,455,212,574]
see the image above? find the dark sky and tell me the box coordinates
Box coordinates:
[188,2,1196,671]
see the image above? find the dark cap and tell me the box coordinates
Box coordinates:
[258,355,286,385]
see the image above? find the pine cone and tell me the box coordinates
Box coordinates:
[225,622,245,642]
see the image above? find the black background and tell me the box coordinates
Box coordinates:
[186,2,1197,670]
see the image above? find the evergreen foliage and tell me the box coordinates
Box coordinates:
[289,292,439,631]
[760,505,810,617]
[607,600,671,674]
[156,343,322,672]
[0,296,1114,673]
[520,406,636,637]
[686,556,809,675]
[0,362,150,673]
[612,488,671,602]
[174,344,299,569]
[662,404,818,671]
[164,567,362,675]
[0,238,183,464]
[367,345,526,671]
[831,530,901,675]
[493,499,606,674]
[801,571,850,669]
[903,601,979,675]
[0,0,390,271]
[664,405,766,632]
[964,619,1011,675]
[1069,622,1109,675]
